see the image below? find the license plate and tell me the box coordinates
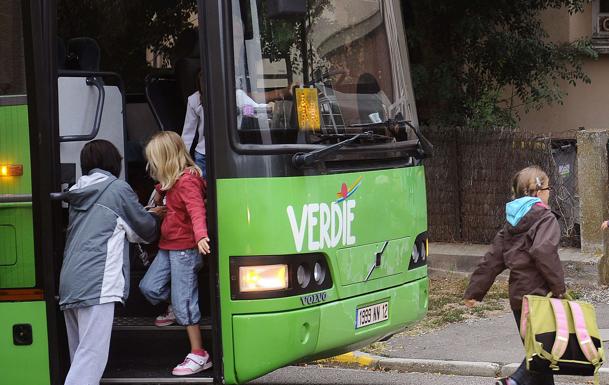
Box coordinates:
[355,301,389,329]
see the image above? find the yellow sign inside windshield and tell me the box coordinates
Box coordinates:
[295,87,321,131]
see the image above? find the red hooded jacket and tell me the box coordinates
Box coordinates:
[155,170,207,250]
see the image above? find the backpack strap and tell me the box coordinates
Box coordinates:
[549,298,570,364]
[567,301,601,366]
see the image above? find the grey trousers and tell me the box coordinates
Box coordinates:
[63,302,115,385]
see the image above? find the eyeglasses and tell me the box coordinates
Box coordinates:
[537,186,553,191]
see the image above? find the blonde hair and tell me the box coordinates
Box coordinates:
[145,131,201,190]
[511,166,549,199]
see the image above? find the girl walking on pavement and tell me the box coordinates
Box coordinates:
[139,131,212,376]
[464,166,566,385]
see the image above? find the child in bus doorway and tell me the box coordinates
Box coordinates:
[59,140,161,385]
[463,166,565,385]
[139,131,212,376]
[182,71,207,178]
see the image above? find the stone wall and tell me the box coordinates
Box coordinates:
[576,130,609,254]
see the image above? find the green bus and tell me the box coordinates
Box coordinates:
[0,0,430,384]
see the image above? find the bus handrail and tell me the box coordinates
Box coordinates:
[0,194,32,203]
[59,76,105,142]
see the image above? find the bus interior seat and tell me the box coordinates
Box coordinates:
[65,37,101,71]
[124,101,159,163]
[145,30,201,134]
[175,30,201,102]
[356,72,385,123]
[145,72,185,133]
[58,36,126,183]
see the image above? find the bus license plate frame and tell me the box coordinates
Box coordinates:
[355,301,389,329]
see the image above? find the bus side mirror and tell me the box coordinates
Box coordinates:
[267,0,307,19]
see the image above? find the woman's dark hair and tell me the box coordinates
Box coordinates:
[80,139,122,178]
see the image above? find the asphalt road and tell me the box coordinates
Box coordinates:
[250,365,584,385]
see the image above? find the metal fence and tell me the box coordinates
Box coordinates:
[423,126,580,246]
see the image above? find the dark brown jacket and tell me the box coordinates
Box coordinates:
[464,204,565,311]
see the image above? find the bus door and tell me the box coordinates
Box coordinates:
[0,1,52,384]
[49,2,219,383]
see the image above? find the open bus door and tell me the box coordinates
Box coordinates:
[20,1,221,383]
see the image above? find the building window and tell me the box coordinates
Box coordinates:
[593,0,609,53]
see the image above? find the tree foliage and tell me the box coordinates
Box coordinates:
[58,0,197,92]
[401,0,597,128]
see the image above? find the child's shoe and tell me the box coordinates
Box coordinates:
[495,378,518,385]
[154,305,176,327]
[172,352,212,376]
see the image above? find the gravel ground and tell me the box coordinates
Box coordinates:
[570,283,609,304]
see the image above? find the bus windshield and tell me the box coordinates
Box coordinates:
[232,0,418,146]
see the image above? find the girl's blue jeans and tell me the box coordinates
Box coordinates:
[139,248,203,325]
[194,151,207,179]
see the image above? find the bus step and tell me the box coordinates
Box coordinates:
[103,331,215,383]
[101,376,213,384]
[112,316,212,331]
[101,368,213,383]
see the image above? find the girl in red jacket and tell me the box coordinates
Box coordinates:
[139,131,211,376]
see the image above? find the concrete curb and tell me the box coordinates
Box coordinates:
[321,351,609,383]
[428,252,600,284]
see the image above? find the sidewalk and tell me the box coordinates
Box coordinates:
[321,242,609,382]
[325,304,609,382]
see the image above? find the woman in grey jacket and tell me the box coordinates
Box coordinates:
[59,140,162,385]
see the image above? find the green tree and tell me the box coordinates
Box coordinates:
[58,0,197,92]
[401,0,597,128]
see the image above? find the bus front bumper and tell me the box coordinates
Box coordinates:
[231,276,428,383]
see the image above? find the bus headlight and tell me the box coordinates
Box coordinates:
[409,232,428,270]
[230,254,332,300]
[238,264,288,292]
[313,262,326,284]
[296,264,311,288]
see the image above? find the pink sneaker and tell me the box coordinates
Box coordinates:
[172,352,212,376]
[154,305,176,327]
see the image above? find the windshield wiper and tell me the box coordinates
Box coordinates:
[346,119,433,159]
[309,132,394,144]
[292,131,374,168]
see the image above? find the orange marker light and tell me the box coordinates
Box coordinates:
[0,164,23,177]
[295,87,321,131]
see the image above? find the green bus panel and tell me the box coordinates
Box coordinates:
[217,167,428,383]
[0,104,35,288]
[0,301,50,385]
[232,277,428,382]
[0,204,35,288]
[0,105,32,194]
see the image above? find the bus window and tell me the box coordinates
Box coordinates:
[232,0,417,145]
[0,0,27,97]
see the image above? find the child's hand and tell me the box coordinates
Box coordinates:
[601,220,609,230]
[198,237,211,255]
[148,205,167,219]
[464,299,477,308]
[153,191,164,206]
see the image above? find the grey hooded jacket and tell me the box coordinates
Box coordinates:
[59,169,158,310]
